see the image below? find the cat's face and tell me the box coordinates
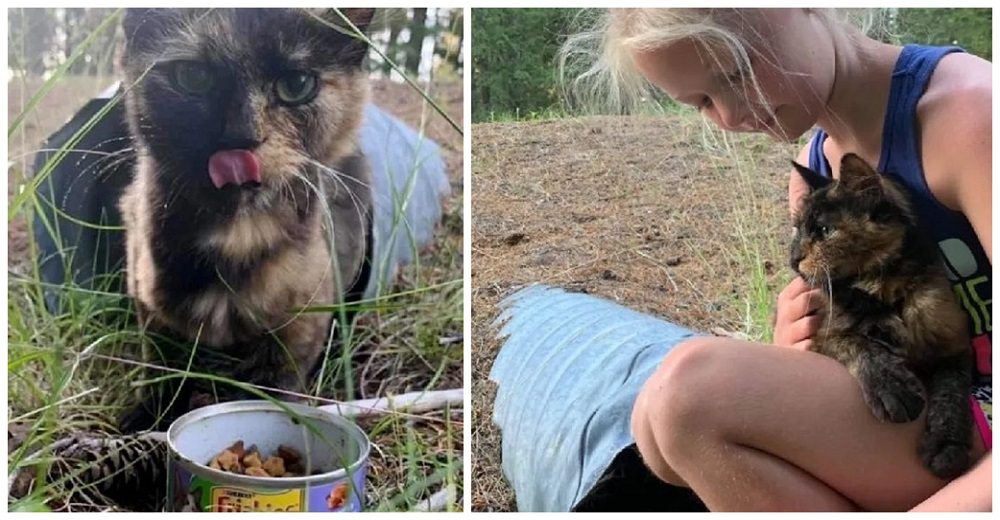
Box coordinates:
[120,8,374,211]
[790,154,915,285]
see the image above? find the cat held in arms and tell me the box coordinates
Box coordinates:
[790,153,973,480]
[116,8,377,432]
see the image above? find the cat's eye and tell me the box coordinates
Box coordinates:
[171,61,214,95]
[820,225,834,238]
[275,72,319,105]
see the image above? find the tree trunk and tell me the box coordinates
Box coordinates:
[405,8,428,77]
[451,8,464,73]
[382,9,405,76]
[64,8,87,75]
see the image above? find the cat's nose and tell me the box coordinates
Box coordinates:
[218,136,262,151]
[220,102,261,150]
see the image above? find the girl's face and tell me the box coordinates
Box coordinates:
[629,9,836,141]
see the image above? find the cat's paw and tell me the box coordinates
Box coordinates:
[919,399,973,480]
[117,403,168,433]
[918,434,971,480]
[861,367,926,423]
[118,392,191,433]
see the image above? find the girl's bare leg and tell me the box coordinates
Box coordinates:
[631,337,987,512]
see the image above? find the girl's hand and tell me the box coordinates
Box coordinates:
[773,277,824,350]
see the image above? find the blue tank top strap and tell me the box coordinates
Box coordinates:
[807,129,832,177]
[807,44,963,180]
[878,44,964,176]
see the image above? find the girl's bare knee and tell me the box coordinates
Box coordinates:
[651,336,728,423]
[632,336,730,486]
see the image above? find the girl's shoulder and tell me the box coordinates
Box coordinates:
[919,51,990,117]
[917,51,990,212]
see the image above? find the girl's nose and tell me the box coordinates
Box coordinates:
[714,105,749,132]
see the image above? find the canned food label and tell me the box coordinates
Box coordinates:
[170,461,368,512]
[207,481,304,512]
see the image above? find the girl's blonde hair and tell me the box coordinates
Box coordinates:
[558,8,892,115]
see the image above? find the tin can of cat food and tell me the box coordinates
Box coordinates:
[166,401,370,512]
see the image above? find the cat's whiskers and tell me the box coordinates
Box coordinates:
[305,156,373,191]
[259,169,343,336]
[295,158,369,255]
[821,265,835,342]
[149,154,197,211]
[49,146,138,207]
[275,174,298,213]
[164,178,193,211]
[95,152,146,184]
[304,157,370,231]
[311,164,369,295]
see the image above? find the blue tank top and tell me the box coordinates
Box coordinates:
[807,44,992,413]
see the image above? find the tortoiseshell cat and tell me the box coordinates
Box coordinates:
[790,153,973,480]
[117,8,376,432]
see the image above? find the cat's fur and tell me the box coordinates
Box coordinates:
[116,8,376,432]
[790,153,973,480]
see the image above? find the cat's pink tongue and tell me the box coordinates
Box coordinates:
[207,150,261,189]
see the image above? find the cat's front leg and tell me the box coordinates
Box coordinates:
[826,335,927,423]
[117,330,196,433]
[118,378,194,433]
[918,350,974,480]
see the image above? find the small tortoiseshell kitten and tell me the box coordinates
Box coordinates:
[117,8,376,432]
[790,153,973,480]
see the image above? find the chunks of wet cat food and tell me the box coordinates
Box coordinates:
[207,441,314,477]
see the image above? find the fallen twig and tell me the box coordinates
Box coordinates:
[70,350,462,423]
[318,389,464,418]
[411,484,457,512]
[710,327,751,341]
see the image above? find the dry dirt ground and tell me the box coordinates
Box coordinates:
[470,114,803,511]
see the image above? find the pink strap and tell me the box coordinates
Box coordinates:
[969,395,992,450]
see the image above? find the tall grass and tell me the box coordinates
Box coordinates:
[7,8,462,512]
[480,96,689,123]
[696,126,800,342]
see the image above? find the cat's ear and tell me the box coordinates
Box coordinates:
[791,161,831,193]
[843,154,914,221]
[838,153,881,193]
[338,8,377,34]
[311,8,377,67]
[316,8,377,35]
[122,9,176,54]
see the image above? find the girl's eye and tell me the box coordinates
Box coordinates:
[700,96,714,110]
[275,72,319,105]
[727,55,754,84]
[172,61,214,94]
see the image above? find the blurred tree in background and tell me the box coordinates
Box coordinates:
[894,8,991,61]
[471,8,992,121]
[371,7,464,81]
[62,8,121,76]
[471,8,576,121]
[8,9,60,76]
